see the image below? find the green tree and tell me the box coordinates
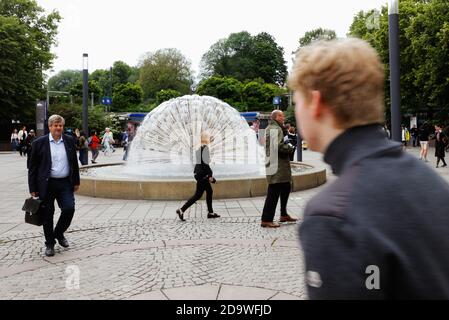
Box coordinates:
[128,66,140,84]
[112,61,132,85]
[242,80,287,112]
[196,76,243,107]
[347,0,449,118]
[69,80,101,99]
[200,31,288,85]
[48,70,82,93]
[0,0,60,123]
[48,103,114,133]
[138,48,193,100]
[112,82,143,111]
[297,28,337,48]
[155,89,181,106]
[90,69,111,97]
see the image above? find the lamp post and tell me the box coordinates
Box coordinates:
[388,0,401,142]
[82,53,89,135]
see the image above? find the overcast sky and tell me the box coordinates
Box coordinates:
[37,0,387,79]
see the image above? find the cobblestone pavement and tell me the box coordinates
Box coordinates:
[0,146,446,299]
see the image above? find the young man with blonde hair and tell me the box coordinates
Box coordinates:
[289,38,449,299]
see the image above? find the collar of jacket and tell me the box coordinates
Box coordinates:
[269,119,284,128]
[323,123,402,176]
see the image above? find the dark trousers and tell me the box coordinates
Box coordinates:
[181,179,214,213]
[262,182,291,222]
[437,157,447,166]
[91,149,99,162]
[42,177,75,246]
[79,149,88,165]
[289,148,296,161]
[26,151,31,169]
[19,141,25,156]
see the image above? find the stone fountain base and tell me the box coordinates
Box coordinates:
[78,163,326,200]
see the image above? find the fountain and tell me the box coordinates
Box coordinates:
[79,95,326,199]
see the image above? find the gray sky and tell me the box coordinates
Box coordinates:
[37,0,387,79]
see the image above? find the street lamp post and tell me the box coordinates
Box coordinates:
[82,53,89,135]
[388,0,401,142]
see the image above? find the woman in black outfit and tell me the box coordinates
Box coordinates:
[176,133,220,221]
[434,125,447,168]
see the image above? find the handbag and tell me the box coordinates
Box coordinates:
[22,197,44,226]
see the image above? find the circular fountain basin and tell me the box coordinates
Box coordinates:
[78,163,326,200]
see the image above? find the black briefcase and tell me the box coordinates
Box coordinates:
[22,197,44,226]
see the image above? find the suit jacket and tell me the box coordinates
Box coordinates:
[28,134,80,200]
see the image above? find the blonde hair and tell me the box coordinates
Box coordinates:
[288,38,385,129]
[200,132,211,145]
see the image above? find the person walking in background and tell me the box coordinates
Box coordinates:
[10,129,19,153]
[102,127,115,153]
[433,125,447,168]
[260,110,297,228]
[383,124,391,139]
[18,125,27,156]
[410,125,418,147]
[78,131,89,166]
[289,38,449,299]
[401,125,409,150]
[287,126,298,161]
[121,129,129,161]
[88,130,100,164]
[24,129,36,169]
[419,122,431,162]
[176,132,220,221]
[28,115,80,257]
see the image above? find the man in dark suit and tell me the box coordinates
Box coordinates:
[28,115,80,257]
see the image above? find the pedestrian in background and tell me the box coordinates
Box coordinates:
[78,131,89,166]
[419,122,431,162]
[24,129,36,169]
[10,129,19,152]
[260,110,297,228]
[18,126,27,156]
[176,132,220,221]
[433,125,447,168]
[89,130,100,164]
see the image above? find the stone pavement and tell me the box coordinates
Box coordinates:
[0,146,447,300]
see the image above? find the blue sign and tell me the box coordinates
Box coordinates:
[273,96,281,105]
[101,97,112,105]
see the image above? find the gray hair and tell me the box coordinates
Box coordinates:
[48,115,65,126]
[271,110,283,120]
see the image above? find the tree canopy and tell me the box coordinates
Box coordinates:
[349,0,449,119]
[297,28,337,48]
[0,0,60,123]
[138,48,193,100]
[200,31,288,85]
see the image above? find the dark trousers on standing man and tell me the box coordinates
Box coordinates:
[262,182,291,222]
[181,179,214,213]
[42,177,75,246]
